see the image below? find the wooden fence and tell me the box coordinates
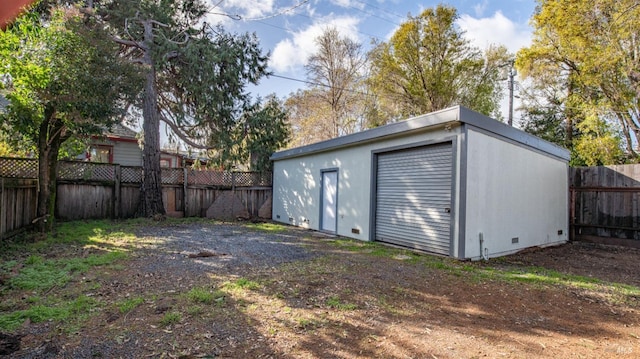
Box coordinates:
[0,178,37,238]
[0,157,272,238]
[570,164,640,247]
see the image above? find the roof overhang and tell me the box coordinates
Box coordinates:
[271,105,570,162]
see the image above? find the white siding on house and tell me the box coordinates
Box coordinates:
[463,128,568,259]
[112,141,142,166]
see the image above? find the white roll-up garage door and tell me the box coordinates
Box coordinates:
[375,142,453,255]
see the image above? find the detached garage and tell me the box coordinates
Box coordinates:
[271,106,570,260]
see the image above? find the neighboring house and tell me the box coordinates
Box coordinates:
[86,124,206,168]
[270,105,570,260]
[87,123,142,166]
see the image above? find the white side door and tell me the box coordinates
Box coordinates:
[321,170,338,232]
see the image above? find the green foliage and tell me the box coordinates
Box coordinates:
[0,7,140,148]
[0,6,142,229]
[100,0,270,170]
[368,4,510,121]
[519,103,568,147]
[573,112,624,166]
[219,95,290,171]
[517,0,640,163]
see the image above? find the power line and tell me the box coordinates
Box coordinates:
[354,0,407,21]
[269,73,371,96]
[347,4,402,27]
[255,19,291,33]
[239,0,310,21]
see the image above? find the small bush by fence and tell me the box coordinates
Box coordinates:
[0,157,272,238]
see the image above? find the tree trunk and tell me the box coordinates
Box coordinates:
[138,19,165,217]
[36,107,63,233]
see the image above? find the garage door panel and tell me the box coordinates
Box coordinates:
[375,211,451,224]
[378,160,451,171]
[375,143,453,255]
[378,158,452,169]
[376,218,451,232]
[374,201,450,210]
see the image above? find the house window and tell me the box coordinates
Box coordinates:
[89,146,112,163]
[160,158,172,168]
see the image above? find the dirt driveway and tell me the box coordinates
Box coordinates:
[3,220,640,358]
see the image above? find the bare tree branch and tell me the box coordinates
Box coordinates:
[160,115,215,149]
[112,36,143,49]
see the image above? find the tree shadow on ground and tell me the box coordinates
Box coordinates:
[7,222,640,358]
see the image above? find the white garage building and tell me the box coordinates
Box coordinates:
[271,106,570,260]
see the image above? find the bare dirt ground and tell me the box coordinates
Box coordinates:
[4,221,640,358]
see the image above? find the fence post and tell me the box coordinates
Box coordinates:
[183,167,188,216]
[114,164,121,219]
[569,187,575,241]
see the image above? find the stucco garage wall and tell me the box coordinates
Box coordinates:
[272,126,458,241]
[463,127,568,259]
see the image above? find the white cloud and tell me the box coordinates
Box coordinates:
[457,11,532,54]
[270,15,361,73]
[330,0,364,9]
[222,0,276,19]
[473,0,488,17]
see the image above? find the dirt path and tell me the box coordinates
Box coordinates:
[5,222,640,358]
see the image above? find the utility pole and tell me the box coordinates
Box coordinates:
[507,60,516,126]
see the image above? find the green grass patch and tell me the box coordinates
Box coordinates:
[160,311,181,326]
[117,297,145,314]
[325,296,357,310]
[224,278,261,291]
[0,295,99,332]
[472,264,602,288]
[187,305,203,316]
[8,258,71,290]
[245,222,289,233]
[331,239,421,261]
[0,220,140,261]
[186,287,215,304]
[9,251,125,291]
[331,239,377,252]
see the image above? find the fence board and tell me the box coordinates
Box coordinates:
[56,183,115,220]
[571,164,640,243]
[0,178,37,238]
[120,185,141,218]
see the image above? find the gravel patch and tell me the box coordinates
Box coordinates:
[133,223,321,275]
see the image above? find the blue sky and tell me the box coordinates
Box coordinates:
[206,0,537,120]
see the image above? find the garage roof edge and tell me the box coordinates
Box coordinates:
[459,107,570,161]
[271,105,570,161]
